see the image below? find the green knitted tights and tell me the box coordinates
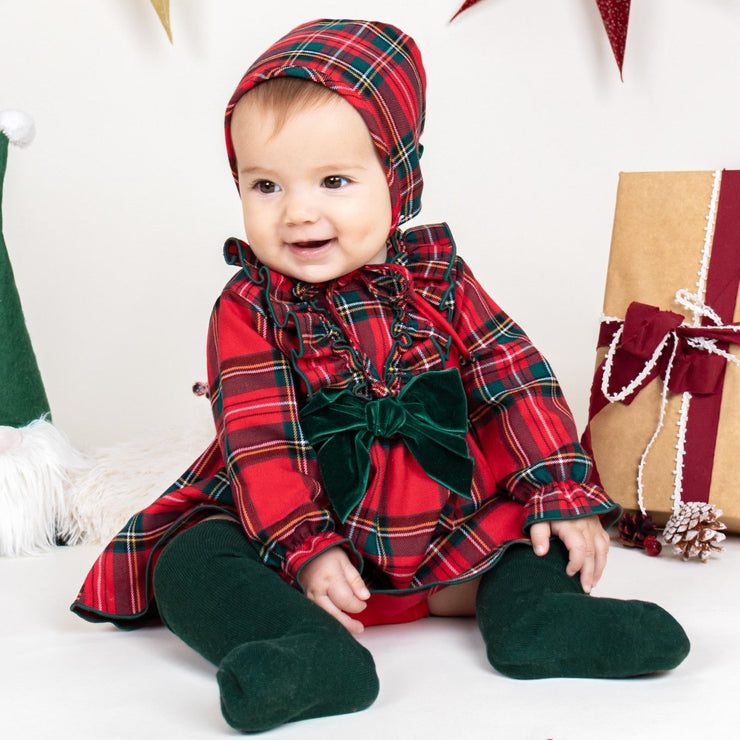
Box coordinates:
[476,540,690,679]
[152,519,379,732]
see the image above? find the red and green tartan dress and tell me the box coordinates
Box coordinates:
[71,223,618,627]
[71,19,618,627]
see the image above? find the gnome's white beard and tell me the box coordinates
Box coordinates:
[0,419,86,556]
[0,413,213,556]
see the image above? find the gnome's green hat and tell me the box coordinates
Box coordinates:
[1,111,87,558]
[0,111,50,427]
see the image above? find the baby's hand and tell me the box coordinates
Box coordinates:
[298,547,370,635]
[529,516,610,594]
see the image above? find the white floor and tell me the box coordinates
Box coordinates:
[2,535,739,740]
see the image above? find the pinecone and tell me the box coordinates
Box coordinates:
[663,502,727,562]
[617,511,658,548]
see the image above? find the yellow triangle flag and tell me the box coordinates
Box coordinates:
[150,0,173,43]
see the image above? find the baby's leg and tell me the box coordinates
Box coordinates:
[153,518,379,732]
[476,540,690,679]
[427,577,480,616]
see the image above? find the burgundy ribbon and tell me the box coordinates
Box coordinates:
[597,303,735,401]
[585,169,740,505]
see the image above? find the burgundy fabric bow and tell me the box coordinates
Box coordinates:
[599,302,740,402]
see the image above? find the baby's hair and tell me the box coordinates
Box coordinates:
[237,77,339,136]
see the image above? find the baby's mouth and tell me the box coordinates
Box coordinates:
[290,239,332,249]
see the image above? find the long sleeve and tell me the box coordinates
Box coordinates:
[207,288,355,582]
[452,259,619,529]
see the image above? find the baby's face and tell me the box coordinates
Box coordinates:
[230,93,393,283]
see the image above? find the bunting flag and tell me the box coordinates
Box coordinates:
[596,0,631,78]
[450,0,482,22]
[150,0,173,43]
[451,0,632,78]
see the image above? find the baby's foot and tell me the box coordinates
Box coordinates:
[218,627,379,731]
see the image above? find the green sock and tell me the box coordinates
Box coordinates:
[153,519,379,732]
[476,540,690,679]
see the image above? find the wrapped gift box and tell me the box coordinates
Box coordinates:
[583,170,740,532]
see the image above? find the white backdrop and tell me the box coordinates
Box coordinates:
[2,0,739,449]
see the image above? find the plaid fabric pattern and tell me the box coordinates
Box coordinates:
[70,21,616,626]
[71,225,618,625]
[224,19,425,229]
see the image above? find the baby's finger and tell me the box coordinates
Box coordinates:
[313,594,365,635]
[577,546,596,594]
[563,528,598,593]
[591,529,610,588]
[558,529,588,582]
[529,522,552,556]
[328,578,368,615]
[342,561,371,601]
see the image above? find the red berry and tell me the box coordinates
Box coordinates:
[643,536,662,556]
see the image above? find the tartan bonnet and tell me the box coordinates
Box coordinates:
[224,19,427,229]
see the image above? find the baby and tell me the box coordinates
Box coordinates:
[72,19,690,733]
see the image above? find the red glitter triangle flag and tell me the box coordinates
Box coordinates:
[596,0,631,78]
[451,0,484,22]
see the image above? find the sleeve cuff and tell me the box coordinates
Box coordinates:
[284,532,362,584]
[522,480,622,532]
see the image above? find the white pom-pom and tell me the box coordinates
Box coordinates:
[0,110,36,147]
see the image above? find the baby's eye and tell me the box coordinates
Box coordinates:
[253,180,280,194]
[322,175,350,189]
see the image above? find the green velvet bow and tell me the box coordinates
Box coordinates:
[300,368,474,523]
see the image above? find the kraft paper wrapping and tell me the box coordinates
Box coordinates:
[587,171,740,531]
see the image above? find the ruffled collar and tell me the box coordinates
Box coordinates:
[222,223,457,309]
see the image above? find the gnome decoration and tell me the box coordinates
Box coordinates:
[0,110,83,556]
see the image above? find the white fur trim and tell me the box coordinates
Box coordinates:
[0,419,86,557]
[0,110,35,147]
[63,421,215,545]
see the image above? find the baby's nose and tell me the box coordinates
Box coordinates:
[284,192,319,225]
